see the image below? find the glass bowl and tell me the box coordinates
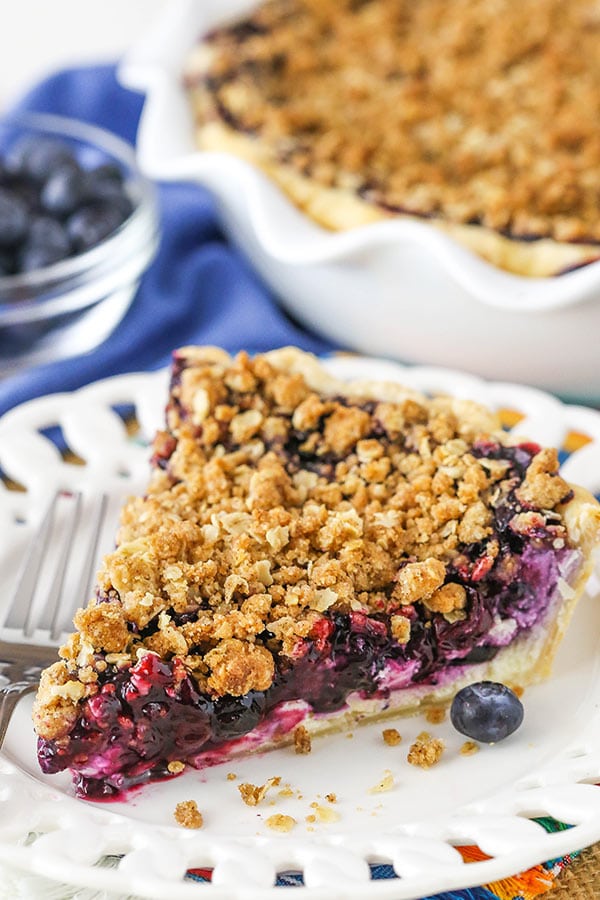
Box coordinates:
[0,112,159,373]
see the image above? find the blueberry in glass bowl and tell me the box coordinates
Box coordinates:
[0,112,159,372]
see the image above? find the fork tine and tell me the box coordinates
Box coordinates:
[51,492,108,640]
[6,491,59,633]
[42,492,83,641]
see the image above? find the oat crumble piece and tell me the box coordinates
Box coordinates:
[425,707,447,725]
[266,813,296,832]
[309,802,341,823]
[382,728,402,747]
[460,741,480,756]
[368,770,395,794]
[407,736,445,769]
[174,800,203,829]
[167,760,186,774]
[238,776,281,806]
[294,724,312,755]
[226,772,237,780]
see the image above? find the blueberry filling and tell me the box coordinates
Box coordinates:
[37,508,578,800]
[37,375,580,802]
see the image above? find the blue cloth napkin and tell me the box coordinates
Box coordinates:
[0,65,336,417]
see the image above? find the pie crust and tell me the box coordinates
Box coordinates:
[185,0,600,277]
[32,347,600,797]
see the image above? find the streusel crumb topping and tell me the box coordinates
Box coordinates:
[32,347,574,739]
[239,776,281,806]
[293,724,312,754]
[188,0,600,243]
[382,728,402,747]
[174,800,203,829]
[407,735,445,769]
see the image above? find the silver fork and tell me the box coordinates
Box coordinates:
[0,490,109,749]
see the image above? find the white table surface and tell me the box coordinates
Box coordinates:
[0,0,169,107]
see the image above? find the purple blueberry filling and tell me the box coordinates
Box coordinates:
[38,529,578,800]
[38,416,580,801]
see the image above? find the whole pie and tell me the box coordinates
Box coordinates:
[33,347,600,798]
[185,0,600,277]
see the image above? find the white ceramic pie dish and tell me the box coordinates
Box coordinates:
[120,0,600,403]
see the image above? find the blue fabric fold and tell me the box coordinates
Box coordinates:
[0,65,336,416]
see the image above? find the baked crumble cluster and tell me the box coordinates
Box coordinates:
[187,0,600,244]
[174,799,203,829]
[407,731,445,769]
[33,346,574,742]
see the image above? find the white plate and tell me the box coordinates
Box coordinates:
[119,0,600,401]
[0,358,600,900]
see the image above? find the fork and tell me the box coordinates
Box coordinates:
[0,490,108,749]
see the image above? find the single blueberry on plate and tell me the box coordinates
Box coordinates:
[450,681,524,743]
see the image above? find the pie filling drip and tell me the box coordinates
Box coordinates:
[32,348,592,801]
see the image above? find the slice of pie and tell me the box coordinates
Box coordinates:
[185,0,600,277]
[33,347,600,799]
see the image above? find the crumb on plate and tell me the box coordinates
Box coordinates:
[425,707,447,725]
[294,724,312,754]
[266,813,296,832]
[382,728,402,746]
[407,735,445,769]
[368,769,395,793]
[167,760,185,774]
[460,740,480,756]
[238,776,281,806]
[174,800,203,829]
[309,802,341,823]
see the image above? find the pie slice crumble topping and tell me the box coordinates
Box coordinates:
[33,347,600,799]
